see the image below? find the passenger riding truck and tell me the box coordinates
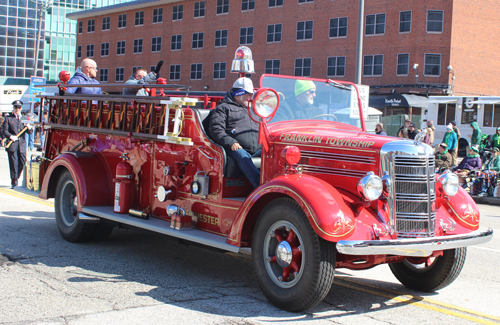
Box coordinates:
[32,47,492,312]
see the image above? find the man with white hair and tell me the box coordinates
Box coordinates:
[274,79,322,121]
[209,77,261,188]
[66,58,101,95]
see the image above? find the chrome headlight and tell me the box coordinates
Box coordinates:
[357,172,383,201]
[438,172,459,197]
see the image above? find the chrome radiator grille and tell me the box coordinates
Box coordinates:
[394,155,436,238]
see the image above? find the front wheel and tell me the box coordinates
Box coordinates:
[55,171,95,242]
[252,198,335,312]
[389,248,467,292]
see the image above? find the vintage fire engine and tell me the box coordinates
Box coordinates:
[33,47,492,312]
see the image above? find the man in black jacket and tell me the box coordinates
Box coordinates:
[209,77,261,188]
[2,100,33,188]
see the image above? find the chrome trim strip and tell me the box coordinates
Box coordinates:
[336,228,493,257]
[301,165,367,178]
[301,150,376,164]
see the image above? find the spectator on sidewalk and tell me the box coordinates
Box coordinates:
[443,124,458,166]
[375,123,387,136]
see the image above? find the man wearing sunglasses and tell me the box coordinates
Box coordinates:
[274,80,322,121]
[66,58,102,95]
[2,100,33,188]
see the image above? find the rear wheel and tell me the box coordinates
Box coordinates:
[252,198,335,312]
[389,248,467,292]
[55,171,95,242]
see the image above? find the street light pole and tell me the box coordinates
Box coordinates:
[354,0,365,84]
[32,0,51,77]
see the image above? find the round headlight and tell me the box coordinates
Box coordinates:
[438,172,459,197]
[357,172,383,201]
[251,88,279,119]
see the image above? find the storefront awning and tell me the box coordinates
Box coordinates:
[427,98,459,104]
[471,99,500,105]
[384,94,428,108]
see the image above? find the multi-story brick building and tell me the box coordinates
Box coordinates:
[67,0,499,105]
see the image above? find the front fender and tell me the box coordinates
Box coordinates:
[39,152,112,209]
[227,174,356,246]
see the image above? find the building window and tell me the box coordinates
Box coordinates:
[87,19,95,33]
[171,34,182,50]
[363,55,383,76]
[133,39,143,54]
[265,59,280,74]
[269,0,283,7]
[152,37,162,52]
[102,17,110,30]
[298,0,313,3]
[135,11,144,26]
[295,58,311,77]
[267,24,282,43]
[77,45,82,59]
[215,30,228,47]
[424,53,441,76]
[399,11,411,33]
[242,0,254,11]
[297,20,313,40]
[153,8,163,23]
[173,5,183,21]
[437,103,456,126]
[191,63,203,80]
[397,53,409,75]
[101,42,109,57]
[118,14,127,28]
[365,13,385,35]
[78,21,82,34]
[170,64,181,81]
[99,68,108,82]
[192,32,204,49]
[117,41,126,55]
[327,56,345,77]
[213,62,226,79]
[115,67,125,82]
[483,104,500,128]
[86,44,94,57]
[427,10,443,33]
[217,0,229,14]
[194,1,205,18]
[329,17,347,38]
[240,27,253,45]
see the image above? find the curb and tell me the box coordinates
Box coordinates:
[471,195,500,206]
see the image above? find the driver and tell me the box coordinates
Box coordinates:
[274,80,323,121]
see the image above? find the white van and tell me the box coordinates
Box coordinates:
[426,96,500,155]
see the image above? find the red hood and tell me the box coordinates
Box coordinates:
[268,120,400,150]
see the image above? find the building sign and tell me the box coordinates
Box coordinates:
[350,85,369,119]
[461,97,477,124]
[29,76,46,103]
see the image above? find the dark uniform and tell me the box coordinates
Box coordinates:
[2,101,33,188]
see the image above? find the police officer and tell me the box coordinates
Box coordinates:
[2,100,33,188]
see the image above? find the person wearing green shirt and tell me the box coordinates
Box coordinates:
[469,121,482,146]
[491,127,500,151]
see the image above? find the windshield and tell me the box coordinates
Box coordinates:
[260,75,371,131]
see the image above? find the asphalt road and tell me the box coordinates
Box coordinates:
[0,151,499,325]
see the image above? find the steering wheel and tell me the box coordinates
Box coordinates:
[311,114,337,121]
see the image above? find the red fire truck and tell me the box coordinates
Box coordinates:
[33,47,492,312]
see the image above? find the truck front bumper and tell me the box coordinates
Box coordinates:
[336,228,493,257]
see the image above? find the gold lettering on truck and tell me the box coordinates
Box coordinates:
[279,133,375,148]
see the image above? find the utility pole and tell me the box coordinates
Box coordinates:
[354,0,364,84]
[32,0,51,77]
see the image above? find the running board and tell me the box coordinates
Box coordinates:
[81,206,244,254]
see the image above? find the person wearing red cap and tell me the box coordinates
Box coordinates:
[2,100,33,188]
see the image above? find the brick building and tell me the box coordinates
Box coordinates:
[67,0,500,103]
